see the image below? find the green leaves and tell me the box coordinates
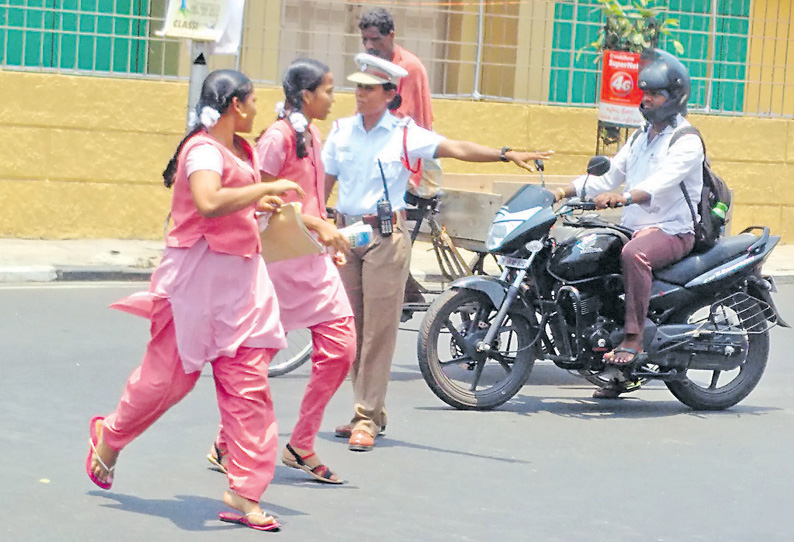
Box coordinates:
[580,0,685,56]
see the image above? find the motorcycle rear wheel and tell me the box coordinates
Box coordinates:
[665,296,769,410]
[417,289,536,410]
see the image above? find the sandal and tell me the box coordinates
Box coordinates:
[219,511,281,532]
[603,347,640,366]
[281,443,343,484]
[85,416,115,490]
[207,442,228,475]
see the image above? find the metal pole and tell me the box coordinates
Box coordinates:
[472,0,485,100]
[704,0,718,113]
[186,40,211,133]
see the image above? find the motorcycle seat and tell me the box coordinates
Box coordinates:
[654,233,757,286]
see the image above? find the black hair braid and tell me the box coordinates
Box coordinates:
[162,125,203,188]
[283,80,309,159]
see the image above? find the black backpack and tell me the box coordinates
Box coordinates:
[668,126,731,253]
[629,125,731,253]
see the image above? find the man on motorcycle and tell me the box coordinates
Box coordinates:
[554,49,704,399]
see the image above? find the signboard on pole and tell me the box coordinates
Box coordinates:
[161,0,228,42]
[598,50,644,127]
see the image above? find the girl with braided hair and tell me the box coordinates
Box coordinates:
[86,69,304,531]
[208,59,355,484]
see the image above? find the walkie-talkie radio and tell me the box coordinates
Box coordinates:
[376,159,393,237]
[377,197,393,236]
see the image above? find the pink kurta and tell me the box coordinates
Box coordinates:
[255,120,352,332]
[112,133,286,373]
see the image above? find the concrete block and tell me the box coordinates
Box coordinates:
[729,204,783,237]
[0,126,50,179]
[526,105,599,155]
[47,130,177,183]
[721,162,794,206]
[0,180,170,239]
[690,114,790,163]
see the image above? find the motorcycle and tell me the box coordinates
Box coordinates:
[417,156,789,411]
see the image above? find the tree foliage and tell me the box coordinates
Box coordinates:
[582,0,684,58]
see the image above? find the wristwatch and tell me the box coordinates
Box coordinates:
[500,146,511,162]
[622,191,633,205]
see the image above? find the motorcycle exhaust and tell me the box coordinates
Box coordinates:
[645,324,748,371]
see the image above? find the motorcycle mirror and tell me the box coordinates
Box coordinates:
[587,155,611,177]
[534,159,545,188]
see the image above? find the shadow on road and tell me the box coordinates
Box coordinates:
[416,391,780,420]
[315,431,530,465]
[89,492,304,531]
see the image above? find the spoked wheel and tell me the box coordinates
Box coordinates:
[665,294,770,410]
[268,328,312,377]
[417,289,536,410]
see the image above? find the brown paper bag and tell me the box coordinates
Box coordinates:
[259,202,323,263]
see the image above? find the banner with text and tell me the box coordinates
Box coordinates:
[598,50,644,127]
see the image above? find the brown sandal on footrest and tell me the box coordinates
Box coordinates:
[281,443,343,484]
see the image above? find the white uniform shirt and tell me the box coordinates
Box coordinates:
[572,115,704,236]
[322,111,445,216]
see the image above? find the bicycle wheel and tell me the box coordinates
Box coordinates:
[269,328,312,377]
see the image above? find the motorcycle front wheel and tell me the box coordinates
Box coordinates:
[665,295,770,410]
[417,289,536,410]
[268,328,312,377]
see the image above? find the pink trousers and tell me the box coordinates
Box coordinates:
[102,297,278,503]
[621,227,695,335]
[217,316,355,453]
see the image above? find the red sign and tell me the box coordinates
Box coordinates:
[598,50,644,126]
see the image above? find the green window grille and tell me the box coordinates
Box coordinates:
[549,0,749,113]
[1,0,150,74]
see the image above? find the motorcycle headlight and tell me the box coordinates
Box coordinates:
[485,206,542,251]
[486,220,521,251]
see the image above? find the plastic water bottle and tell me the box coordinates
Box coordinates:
[711,202,728,220]
[339,222,373,248]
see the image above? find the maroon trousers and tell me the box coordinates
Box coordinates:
[621,227,695,336]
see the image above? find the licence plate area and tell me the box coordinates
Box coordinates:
[499,256,530,269]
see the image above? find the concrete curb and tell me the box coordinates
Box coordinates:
[55,266,153,282]
[0,265,58,283]
[0,265,791,285]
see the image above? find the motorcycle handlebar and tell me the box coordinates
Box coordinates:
[559,197,625,212]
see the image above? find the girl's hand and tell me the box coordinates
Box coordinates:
[506,149,555,172]
[257,195,283,212]
[266,179,306,199]
[309,219,351,253]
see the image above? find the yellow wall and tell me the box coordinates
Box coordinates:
[746,0,794,116]
[1,70,793,241]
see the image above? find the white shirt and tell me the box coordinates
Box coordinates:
[185,144,223,176]
[322,111,445,216]
[572,115,704,236]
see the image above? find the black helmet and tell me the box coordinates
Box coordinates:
[638,48,690,124]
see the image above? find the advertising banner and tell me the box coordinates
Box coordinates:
[598,50,644,127]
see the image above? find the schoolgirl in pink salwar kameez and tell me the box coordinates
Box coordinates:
[208,59,356,484]
[85,70,305,532]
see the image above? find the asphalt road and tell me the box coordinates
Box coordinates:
[1,282,793,542]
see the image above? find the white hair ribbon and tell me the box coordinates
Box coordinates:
[199,106,221,128]
[275,101,287,118]
[288,111,308,134]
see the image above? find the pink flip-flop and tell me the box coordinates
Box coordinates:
[85,416,114,490]
[219,511,281,532]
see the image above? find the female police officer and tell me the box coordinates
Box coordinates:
[323,53,553,451]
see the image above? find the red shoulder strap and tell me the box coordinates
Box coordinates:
[401,121,422,174]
